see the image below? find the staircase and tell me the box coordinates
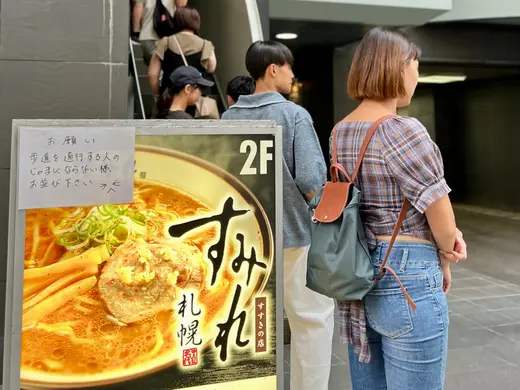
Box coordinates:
[129,40,227,120]
[129,40,155,119]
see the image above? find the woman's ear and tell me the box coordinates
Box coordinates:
[184,85,192,94]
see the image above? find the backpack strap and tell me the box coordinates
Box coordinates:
[351,114,395,182]
[331,114,416,311]
[330,114,393,182]
[330,123,346,182]
[172,35,189,66]
[377,199,416,311]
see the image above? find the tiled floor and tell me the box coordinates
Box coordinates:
[284,207,520,389]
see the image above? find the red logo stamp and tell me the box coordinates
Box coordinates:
[182,348,198,367]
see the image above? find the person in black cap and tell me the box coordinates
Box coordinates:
[156,65,214,119]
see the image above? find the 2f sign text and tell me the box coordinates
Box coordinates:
[239,140,273,175]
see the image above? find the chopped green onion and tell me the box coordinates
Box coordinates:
[55,205,148,254]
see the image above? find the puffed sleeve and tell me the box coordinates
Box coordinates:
[200,40,215,71]
[380,116,451,213]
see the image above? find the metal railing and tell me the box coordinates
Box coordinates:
[129,37,231,118]
[129,38,146,119]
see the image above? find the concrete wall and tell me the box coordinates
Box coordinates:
[404,24,520,67]
[333,43,359,123]
[332,25,520,212]
[434,76,520,211]
[256,0,270,40]
[192,0,263,92]
[433,0,520,23]
[0,0,129,354]
[333,23,520,123]
[270,0,451,24]
[400,87,436,140]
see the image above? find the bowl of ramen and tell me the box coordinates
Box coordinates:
[20,145,274,388]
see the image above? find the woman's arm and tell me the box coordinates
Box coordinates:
[425,195,457,253]
[148,55,162,97]
[381,117,461,258]
[206,51,217,73]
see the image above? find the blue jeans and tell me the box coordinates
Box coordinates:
[349,242,449,390]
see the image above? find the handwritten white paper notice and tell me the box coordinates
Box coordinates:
[17,126,135,210]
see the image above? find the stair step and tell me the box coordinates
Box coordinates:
[130,42,144,58]
[135,58,148,77]
[138,76,153,96]
[143,95,156,118]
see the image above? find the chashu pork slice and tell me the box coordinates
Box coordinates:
[98,238,206,324]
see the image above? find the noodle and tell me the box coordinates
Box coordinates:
[139,329,164,362]
[74,295,101,306]
[37,322,95,346]
[39,241,56,267]
[29,222,40,261]
[20,181,246,380]
[73,304,91,314]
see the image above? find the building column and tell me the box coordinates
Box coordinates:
[0,0,130,348]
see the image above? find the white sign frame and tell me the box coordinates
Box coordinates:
[3,120,284,390]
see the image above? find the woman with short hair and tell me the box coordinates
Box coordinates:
[148,7,217,97]
[335,27,467,390]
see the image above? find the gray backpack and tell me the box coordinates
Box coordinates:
[307,115,412,304]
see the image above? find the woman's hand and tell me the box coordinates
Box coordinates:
[440,261,451,294]
[439,228,467,264]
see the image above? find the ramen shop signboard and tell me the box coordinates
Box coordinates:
[5,120,283,390]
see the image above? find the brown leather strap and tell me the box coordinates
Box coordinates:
[351,114,395,182]
[330,163,352,183]
[331,114,394,182]
[381,200,409,270]
[331,114,416,310]
[381,263,416,311]
[331,123,340,165]
[377,199,417,311]
[330,123,341,182]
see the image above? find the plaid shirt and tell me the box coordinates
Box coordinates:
[332,116,451,363]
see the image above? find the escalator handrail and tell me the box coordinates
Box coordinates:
[129,38,146,119]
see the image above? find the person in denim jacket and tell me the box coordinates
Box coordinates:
[223,41,335,390]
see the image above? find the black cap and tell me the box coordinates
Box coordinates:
[170,66,215,89]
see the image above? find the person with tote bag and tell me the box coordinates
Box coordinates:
[169,34,219,119]
[148,7,218,118]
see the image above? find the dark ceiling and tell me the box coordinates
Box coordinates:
[270,19,371,47]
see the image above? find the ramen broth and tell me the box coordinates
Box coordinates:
[21,181,236,377]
